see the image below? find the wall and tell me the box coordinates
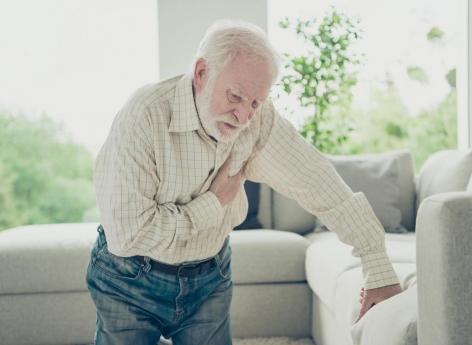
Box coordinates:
[157,0,267,80]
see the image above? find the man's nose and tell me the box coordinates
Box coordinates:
[234,104,255,126]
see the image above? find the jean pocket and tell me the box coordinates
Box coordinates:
[92,246,144,281]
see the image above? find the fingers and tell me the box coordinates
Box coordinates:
[356,297,377,323]
[356,287,372,322]
[358,287,365,303]
[356,301,370,323]
[221,154,233,172]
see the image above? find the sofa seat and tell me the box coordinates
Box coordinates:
[304,231,417,310]
[0,222,99,295]
[304,231,418,345]
[0,224,310,296]
[230,229,310,284]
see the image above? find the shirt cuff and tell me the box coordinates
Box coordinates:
[360,251,401,289]
[185,191,224,231]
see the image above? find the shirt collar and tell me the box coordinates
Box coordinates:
[169,74,202,133]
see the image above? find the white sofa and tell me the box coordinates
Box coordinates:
[0,149,471,345]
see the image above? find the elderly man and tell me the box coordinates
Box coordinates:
[86,20,402,345]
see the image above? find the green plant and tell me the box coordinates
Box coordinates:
[0,111,96,231]
[279,8,363,153]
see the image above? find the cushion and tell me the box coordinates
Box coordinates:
[416,149,472,211]
[306,228,417,345]
[0,223,99,294]
[230,230,310,284]
[304,231,416,308]
[272,150,415,234]
[305,230,418,345]
[324,151,410,233]
[272,190,317,235]
[234,181,262,230]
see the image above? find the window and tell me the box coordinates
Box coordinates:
[0,0,158,230]
[268,0,463,170]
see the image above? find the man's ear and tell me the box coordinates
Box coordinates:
[193,58,208,95]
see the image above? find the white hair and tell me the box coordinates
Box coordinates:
[189,20,281,84]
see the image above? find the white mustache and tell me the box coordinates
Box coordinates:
[217,114,247,129]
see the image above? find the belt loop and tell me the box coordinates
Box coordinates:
[142,256,152,273]
[96,225,105,247]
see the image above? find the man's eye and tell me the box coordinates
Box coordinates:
[251,101,259,109]
[228,92,242,103]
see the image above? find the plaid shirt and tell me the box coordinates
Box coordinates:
[94,74,399,289]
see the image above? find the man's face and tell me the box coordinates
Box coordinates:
[195,54,273,143]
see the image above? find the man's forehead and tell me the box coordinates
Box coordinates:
[227,81,271,101]
[217,55,273,99]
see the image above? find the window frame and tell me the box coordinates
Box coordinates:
[458,0,471,149]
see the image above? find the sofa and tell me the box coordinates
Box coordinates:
[0,149,471,345]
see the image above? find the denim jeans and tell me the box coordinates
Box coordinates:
[85,225,233,345]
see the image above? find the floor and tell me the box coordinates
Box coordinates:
[76,338,316,345]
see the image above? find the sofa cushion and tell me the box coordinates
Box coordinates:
[0,224,309,294]
[305,230,418,344]
[0,223,98,294]
[416,149,472,211]
[271,191,317,235]
[230,229,310,284]
[272,150,415,234]
[323,150,413,232]
[304,231,416,308]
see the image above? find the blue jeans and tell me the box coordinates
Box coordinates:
[85,225,233,345]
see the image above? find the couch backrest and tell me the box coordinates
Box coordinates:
[416,149,472,213]
[257,150,416,233]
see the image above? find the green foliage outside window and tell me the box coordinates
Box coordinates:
[279,8,363,153]
[279,8,457,171]
[0,111,96,231]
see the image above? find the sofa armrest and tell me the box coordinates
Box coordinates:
[416,191,472,345]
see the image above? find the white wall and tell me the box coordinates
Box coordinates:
[157,0,267,80]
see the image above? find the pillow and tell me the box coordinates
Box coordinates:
[234,181,262,230]
[272,190,317,235]
[271,150,414,234]
[416,149,472,211]
[315,152,410,233]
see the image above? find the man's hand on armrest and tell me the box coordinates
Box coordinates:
[356,283,403,322]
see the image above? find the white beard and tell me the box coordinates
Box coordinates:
[195,82,243,143]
